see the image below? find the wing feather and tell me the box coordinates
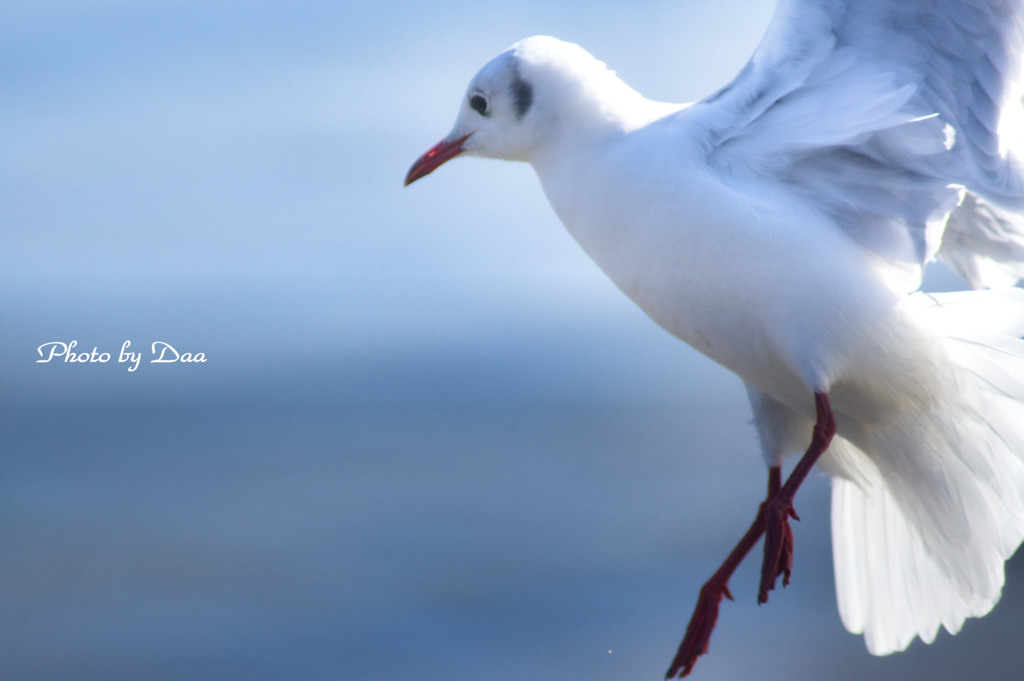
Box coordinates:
[686,0,1024,287]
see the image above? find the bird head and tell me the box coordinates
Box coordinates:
[404,40,546,186]
[404,36,636,186]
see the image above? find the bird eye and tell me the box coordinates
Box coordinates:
[469,94,489,116]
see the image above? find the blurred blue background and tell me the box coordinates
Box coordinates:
[3,1,1022,679]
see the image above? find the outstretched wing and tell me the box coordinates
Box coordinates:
[690,0,1024,288]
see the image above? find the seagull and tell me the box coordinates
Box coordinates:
[404,1,1024,677]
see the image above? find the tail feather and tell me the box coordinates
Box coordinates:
[827,288,1024,654]
[831,476,985,654]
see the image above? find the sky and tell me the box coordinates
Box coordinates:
[2,2,1022,680]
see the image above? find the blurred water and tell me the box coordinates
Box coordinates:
[4,2,1024,680]
[4,278,1023,680]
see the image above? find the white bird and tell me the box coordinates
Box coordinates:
[405,1,1024,677]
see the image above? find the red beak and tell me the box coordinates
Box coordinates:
[404,134,472,186]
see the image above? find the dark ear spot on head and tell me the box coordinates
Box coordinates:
[511,72,533,120]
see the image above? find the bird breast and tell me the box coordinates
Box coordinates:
[533,128,911,409]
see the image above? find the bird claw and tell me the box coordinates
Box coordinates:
[665,578,731,678]
[758,498,797,604]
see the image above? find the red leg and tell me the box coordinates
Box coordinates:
[666,392,836,678]
[665,467,782,678]
[758,392,836,603]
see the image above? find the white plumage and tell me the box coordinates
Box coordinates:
[405,0,1024,671]
[822,289,1024,653]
